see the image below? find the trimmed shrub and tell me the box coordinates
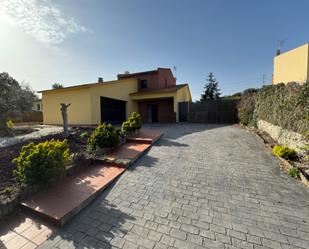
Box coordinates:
[13,139,71,185]
[288,168,299,178]
[87,123,119,151]
[237,82,309,136]
[6,120,14,129]
[122,112,142,133]
[272,145,297,160]
[237,91,257,126]
[254,82,309,135]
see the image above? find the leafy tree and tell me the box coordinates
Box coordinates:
[0,72,36,131]
[52,83,64,89]
[200,72,221,101]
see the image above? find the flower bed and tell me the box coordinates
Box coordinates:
[0,112,144,219]
[239,125,309,187]
[0,127,95,218]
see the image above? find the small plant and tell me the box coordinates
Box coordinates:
[3,187,13,196]
[272,145,297,160]
[6,120,14,129]
[80,131,88,139]
[13,139,71,185]
[116,129,126,138]
[87,123,119,151]
[288,168,299,178]
[121,112,142,134]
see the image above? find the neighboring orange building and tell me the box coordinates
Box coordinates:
[273,43,309,84]
[40,68,192,125]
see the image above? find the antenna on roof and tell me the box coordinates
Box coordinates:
[276,39,286,56]
[173,66,177,81]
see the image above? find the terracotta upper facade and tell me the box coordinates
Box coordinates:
[117,68,176,91]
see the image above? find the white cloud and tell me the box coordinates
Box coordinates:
[0,0,86,45]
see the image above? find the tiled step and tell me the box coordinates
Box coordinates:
[19,128,163,227]
[20,164,126,226]
[130,128,164,145]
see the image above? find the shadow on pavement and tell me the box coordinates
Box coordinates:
[37,184,136,249]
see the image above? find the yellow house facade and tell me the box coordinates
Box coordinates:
[40,68,192,125]
[273,43,309,84]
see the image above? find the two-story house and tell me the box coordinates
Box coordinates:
[40,68,192,125]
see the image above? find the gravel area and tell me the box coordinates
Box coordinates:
[0,125,63,148]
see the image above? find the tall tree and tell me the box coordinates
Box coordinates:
[200,72,221,101]
[0,72,36,130]
[52,83,64,89]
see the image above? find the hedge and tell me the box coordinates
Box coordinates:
[238,82,309,135]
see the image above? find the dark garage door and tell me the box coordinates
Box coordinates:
[100,97,126,124]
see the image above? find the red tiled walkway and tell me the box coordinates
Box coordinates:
[21,164,125,226]
[0,214,55,249]
[1,128,163,248]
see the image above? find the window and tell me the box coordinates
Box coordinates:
[37,104,40,111]
[140,79,148,89]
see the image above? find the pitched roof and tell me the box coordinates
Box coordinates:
[38,79,131,93]
[118,67,171,79]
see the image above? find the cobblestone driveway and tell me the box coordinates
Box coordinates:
[39,124,309,249]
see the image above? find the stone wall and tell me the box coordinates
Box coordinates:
[257,120,307,152]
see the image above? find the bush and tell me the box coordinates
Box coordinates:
[254,82,309,135]
[237,91,257,126]
[121,112,142,133]
[6,120,14,129]
[87,123,119,151]
[237,82,309,135]
[13,139,71,185]
[288,168,299,178]
[272,145,297,160]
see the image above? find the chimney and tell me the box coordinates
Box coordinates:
[276,49,281,56]
[98,77,103,83]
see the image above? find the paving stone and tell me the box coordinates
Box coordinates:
[148,230,163,242]
[180,224,199,235]
[215,233,231,244]
[288,237,309,248]
[157,224,170,235]
[110,236,125,248]
[210,224,226,235]
[145,220,159,231]
[247,234,262,245]
[187,234,203,245]
[37,124,309,249]
[170,228,187,240]
[227,229,246,241]
[199,229,215,240]
[137,237,156,249]
[160,234,175,246]
[261,238,283,249]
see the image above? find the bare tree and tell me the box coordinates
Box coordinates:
[60,103,71,137]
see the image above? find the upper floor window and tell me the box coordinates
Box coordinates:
[140,79,148,89]
[37,104,40,111]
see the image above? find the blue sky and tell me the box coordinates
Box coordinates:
[0,0,309,100]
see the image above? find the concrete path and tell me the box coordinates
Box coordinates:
[38,124,309,249]
[0,125,62,148]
